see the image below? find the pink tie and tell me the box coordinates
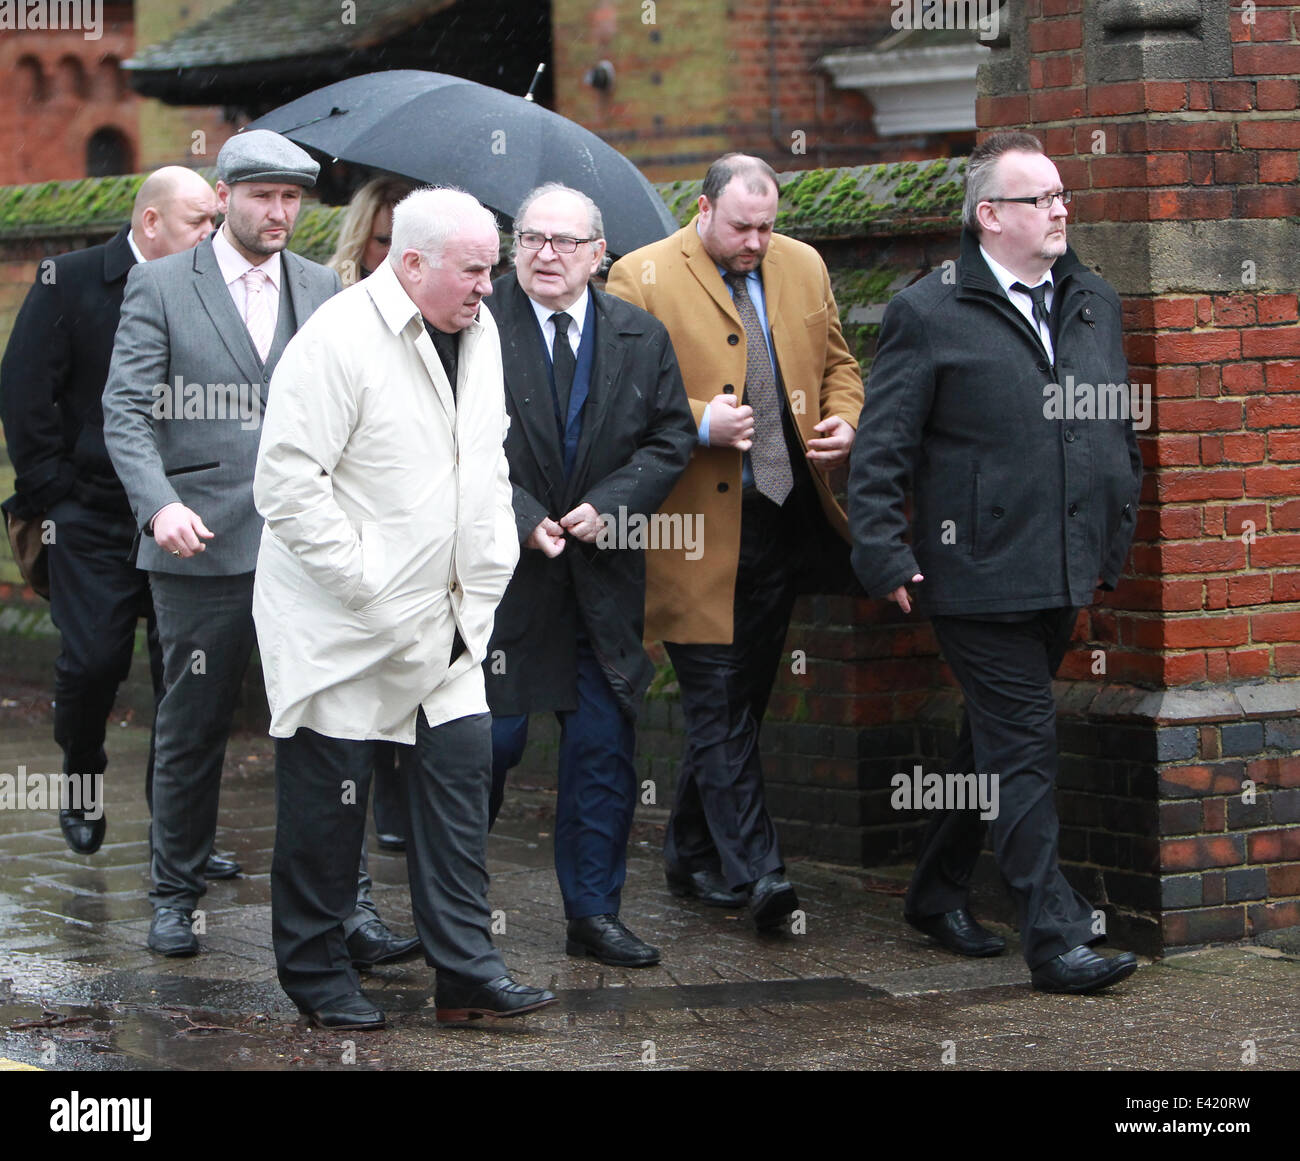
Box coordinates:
[242,267,274,363]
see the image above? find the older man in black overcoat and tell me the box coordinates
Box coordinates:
[848,131,1143,994]
[486,183,695,967]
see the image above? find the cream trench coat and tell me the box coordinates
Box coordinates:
[252,260,518,742]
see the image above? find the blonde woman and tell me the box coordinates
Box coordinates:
[327,175,416,286]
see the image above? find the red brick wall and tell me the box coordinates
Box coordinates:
[0,9,139,184]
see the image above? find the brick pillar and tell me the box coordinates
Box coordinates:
[974,1,1300,951]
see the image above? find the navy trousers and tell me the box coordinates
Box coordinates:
[491,643,636,920]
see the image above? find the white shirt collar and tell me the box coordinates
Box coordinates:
[126,229,146,264]
[980,244,1053,299]
[213,223,282,290]
[528,287,589,342]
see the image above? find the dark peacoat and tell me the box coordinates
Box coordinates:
[847,229,1143,616]
[0,225,137,518]
[484,272,696,718]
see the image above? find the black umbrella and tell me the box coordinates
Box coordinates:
[245,70,677,257]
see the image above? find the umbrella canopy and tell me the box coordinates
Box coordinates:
[245,70,677,257]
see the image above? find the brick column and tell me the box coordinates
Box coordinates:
[975,1,1300,951]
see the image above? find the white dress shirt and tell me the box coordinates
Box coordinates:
[528,287,588,360]
[980,244,1055,362]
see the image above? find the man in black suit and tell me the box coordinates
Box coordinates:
[486,184,695,966]
[0,167,217,856]
[847,131,1143,994]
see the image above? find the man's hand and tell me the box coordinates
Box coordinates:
[151,501,214,557]
[806,414,855,467]
[526,516,567,557]
[560,502,605,544]
[706,393,754,451]
[889,574,925,615]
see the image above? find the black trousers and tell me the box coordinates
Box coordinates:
[272,710,507,1012]
[663,487,805,891]
[907,608,1096,969]
[46,497,162,804]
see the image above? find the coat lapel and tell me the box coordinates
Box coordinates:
[683,224,741,326]
[191,239,266,388]
[495,274,566,492]
[567,292,625,496]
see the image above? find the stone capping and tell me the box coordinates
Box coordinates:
[819,43,989,136]
[918,679,1300,726]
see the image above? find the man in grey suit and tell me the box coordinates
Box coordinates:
[103,131,415,963]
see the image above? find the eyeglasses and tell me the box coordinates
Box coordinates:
[516,231,597,254]
[987,190,1072,210]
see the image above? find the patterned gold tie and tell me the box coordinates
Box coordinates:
[727,273,793,505]
[242,267,274,363]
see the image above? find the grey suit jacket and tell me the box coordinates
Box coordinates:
[103,234,341,576]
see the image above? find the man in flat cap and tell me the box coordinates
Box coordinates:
[104,131,416,967]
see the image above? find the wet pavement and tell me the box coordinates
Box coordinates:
[2,690,1299,1075]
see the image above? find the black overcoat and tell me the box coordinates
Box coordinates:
[0,226,136,517]
[485,272,695,717]
[847,229,1143,616]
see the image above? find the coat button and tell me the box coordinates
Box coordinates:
[723,384,734,394]
[1068,503,1079,517]
[1064,429,1076,442]
[1037,360,1050,372]
[717,482,729,492]
[1123,503,1132,515]
[992,506,1004,518]
[727,334,739,346]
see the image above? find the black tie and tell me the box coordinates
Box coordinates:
[550,311,576,428]
[1011,281,1051,333]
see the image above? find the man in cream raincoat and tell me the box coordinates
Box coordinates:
[252,188,556,1030]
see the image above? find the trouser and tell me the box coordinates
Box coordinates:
[371,741,412,839]
[149,571,375,922]
[344,744,413,939]
[491,642,637,919]
[272,710,507,1011]
[46,497,162,807]
[662,488,801,892]
[906,607,1097,969]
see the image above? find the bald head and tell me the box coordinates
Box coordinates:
[132,167,217,261]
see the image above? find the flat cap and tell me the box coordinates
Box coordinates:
[217,130,319,187]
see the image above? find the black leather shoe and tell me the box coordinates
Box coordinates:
[59,808,105,855]
[434,974,558,1023]
[566,914,661,967]
[375,833,406,852]
[148,907,198,956]
[203,850,242,880]
[1031,946,1139,995]
[305,991,385,1030]
[346,919,421,968]
[906,907,1007,957]
[666,865,746,908]
[749,872,798,930]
